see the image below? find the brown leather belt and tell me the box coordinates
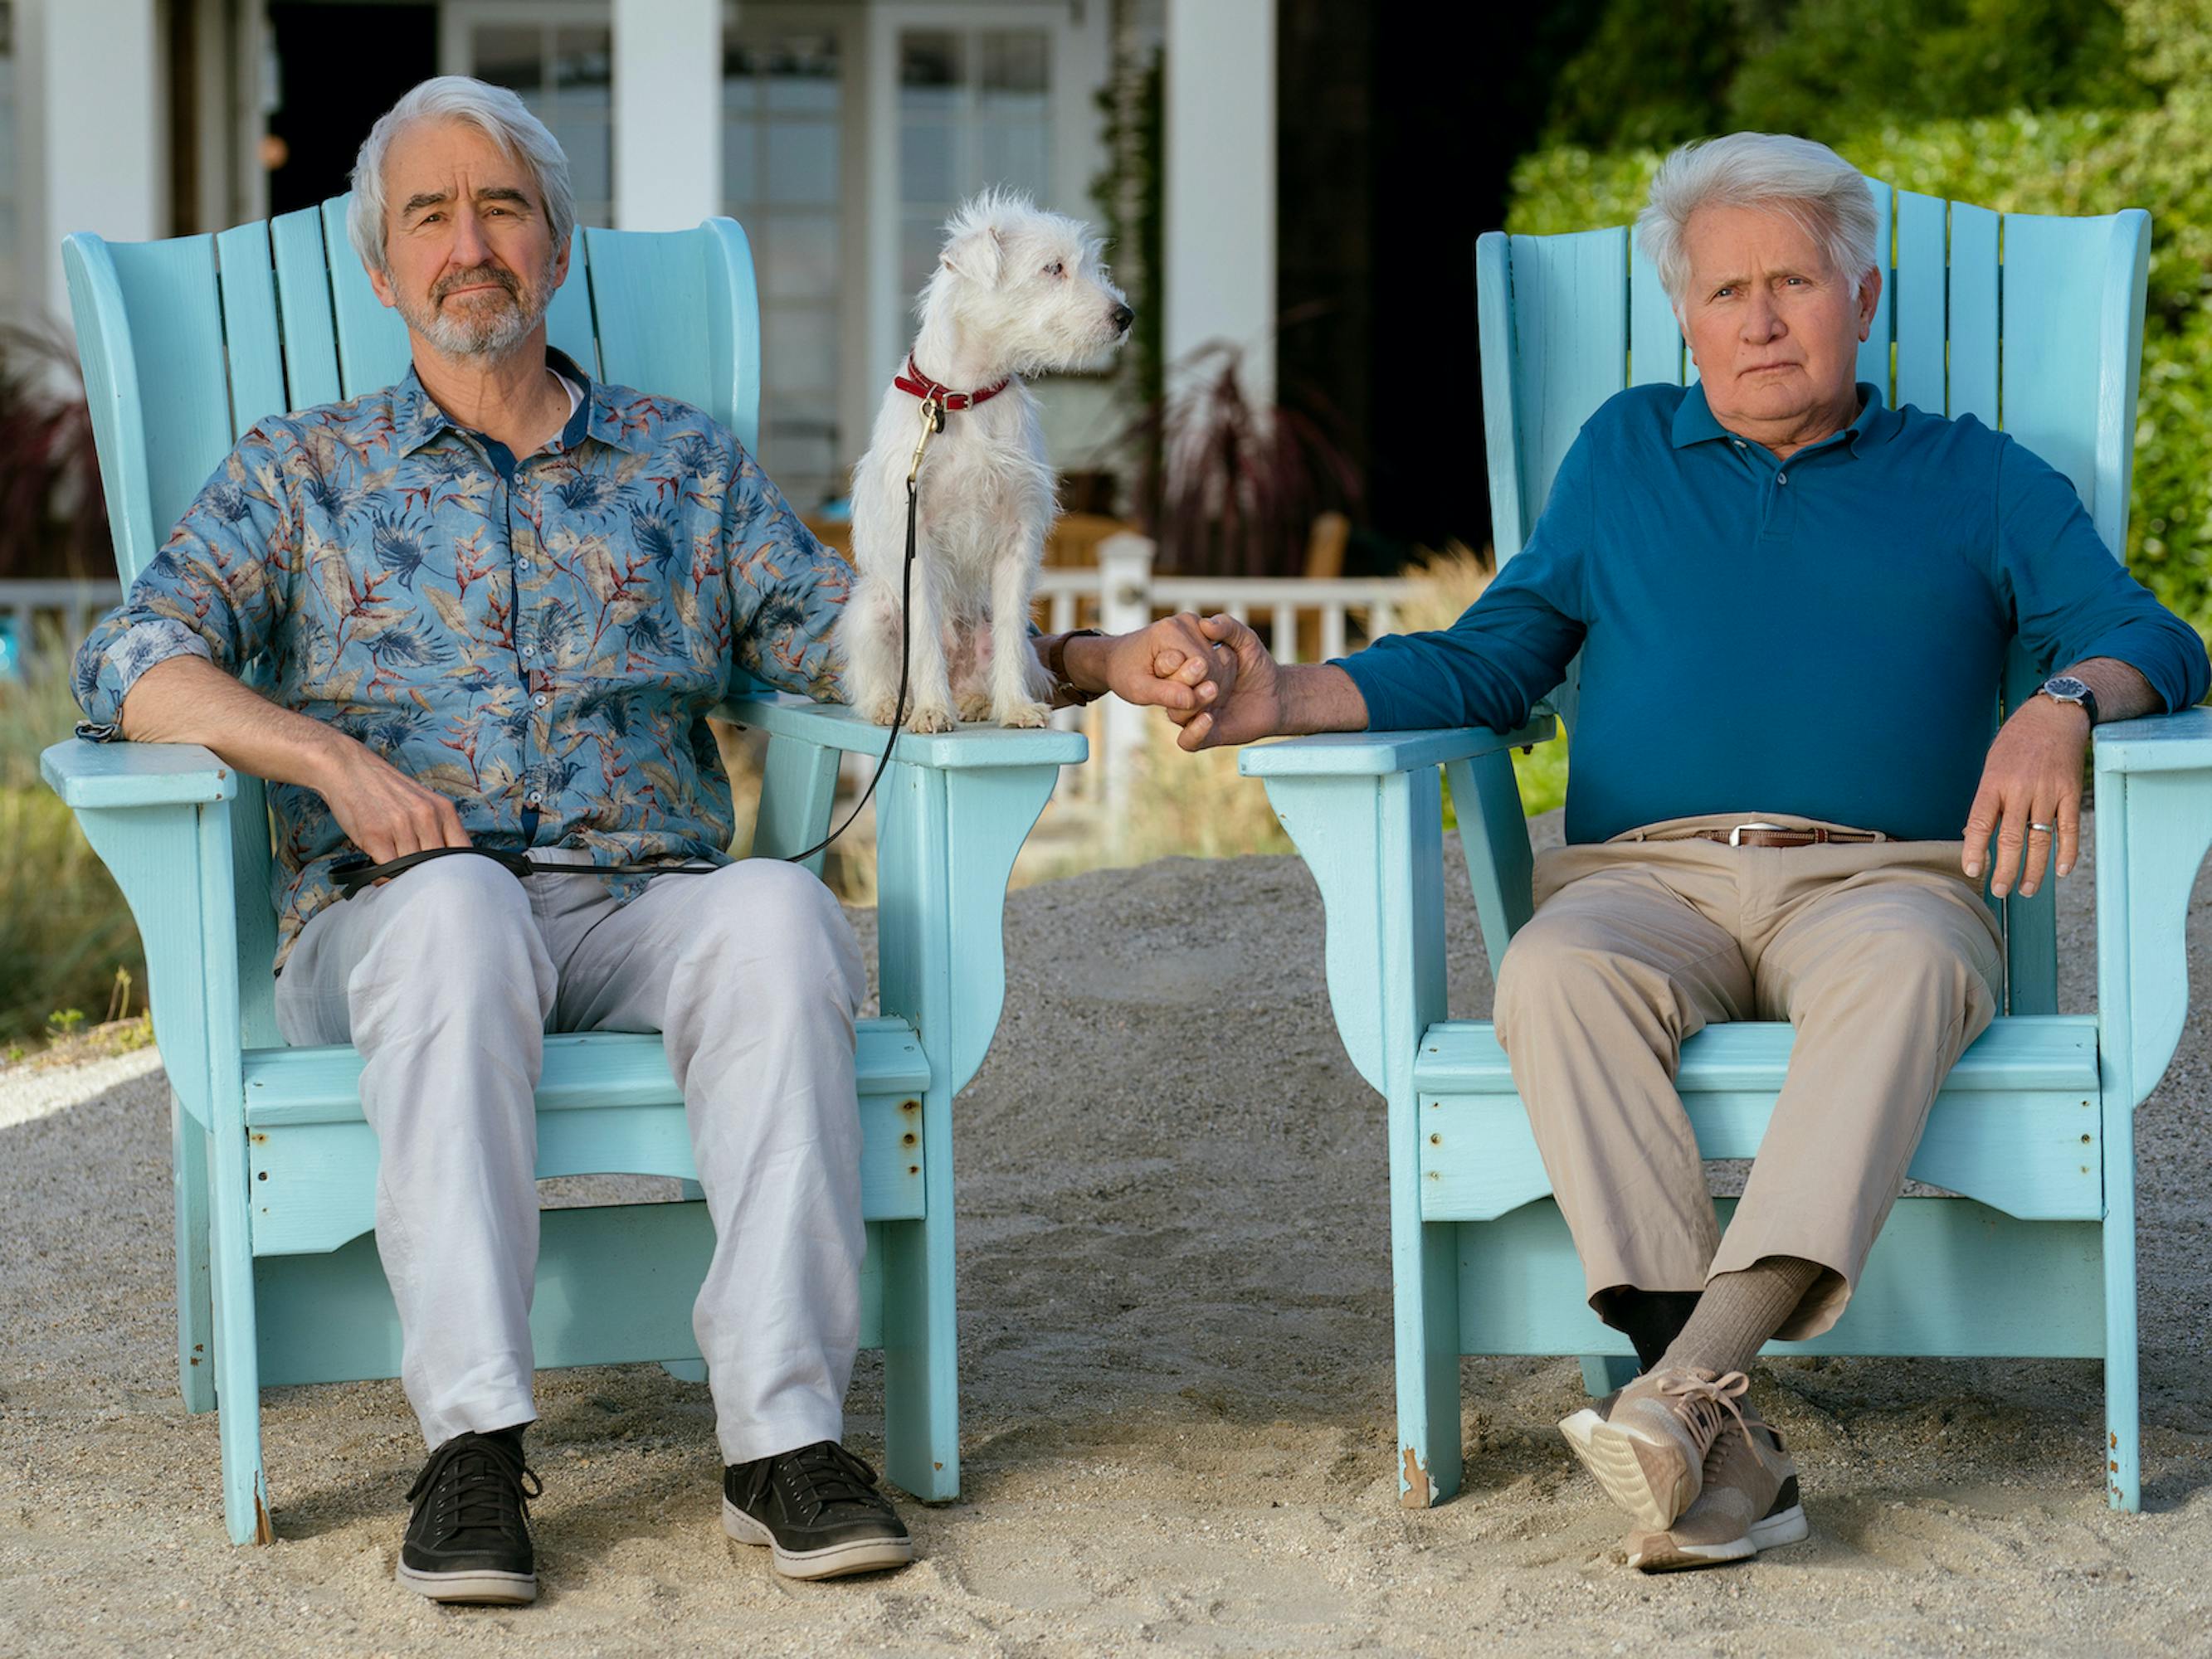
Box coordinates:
[1668,822,1889,849]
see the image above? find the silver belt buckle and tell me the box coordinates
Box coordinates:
[1727,820,1789,847]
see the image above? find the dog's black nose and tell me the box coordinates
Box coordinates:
[1111,304,1134,334]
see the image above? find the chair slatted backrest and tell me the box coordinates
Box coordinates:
[65,198,765,1045]
[1476,184,2152,1014]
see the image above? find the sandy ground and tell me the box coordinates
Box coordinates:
[5,811,2212,1657]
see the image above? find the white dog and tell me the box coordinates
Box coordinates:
[839,191,1133,731]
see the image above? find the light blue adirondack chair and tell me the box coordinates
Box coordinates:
[1242,185,2212,1513]
[41,197,1083,1545]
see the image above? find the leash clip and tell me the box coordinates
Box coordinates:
[906,396,943,485]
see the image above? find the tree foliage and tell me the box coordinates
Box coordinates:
[1547,0,2146,151]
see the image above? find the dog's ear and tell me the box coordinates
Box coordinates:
[941,223,1005,289]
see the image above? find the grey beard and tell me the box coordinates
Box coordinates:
[400,277,551,362]
[417,294,541,360]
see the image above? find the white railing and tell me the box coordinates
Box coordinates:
[0,579,121,674]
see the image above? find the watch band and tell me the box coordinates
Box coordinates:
[1045,628,1107,707]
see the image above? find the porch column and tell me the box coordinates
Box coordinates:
[611,0,721,231]
[1162,0,1276,405]
[24,0,165,327]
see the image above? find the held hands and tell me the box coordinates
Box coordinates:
[1962,695,2090,898]
[1147,613,1279,750]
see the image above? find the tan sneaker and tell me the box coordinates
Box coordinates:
[1623,1411,1806,1572]
[1558,1367,1756,1530]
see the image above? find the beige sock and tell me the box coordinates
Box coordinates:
[1657,1256,1825,1379]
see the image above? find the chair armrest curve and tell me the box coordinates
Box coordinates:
[2093,704,2212,1110]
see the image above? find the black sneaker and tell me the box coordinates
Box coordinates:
[722,1440,915,1579]
[397,1428,543,1604]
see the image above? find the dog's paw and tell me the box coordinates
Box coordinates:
[906,703,957,735]
[995,699,1053,729]
[859,695,902,727]
[956,688,996,723]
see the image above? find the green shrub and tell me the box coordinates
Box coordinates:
[1507,96,2212,636]
[0,657,145,1044]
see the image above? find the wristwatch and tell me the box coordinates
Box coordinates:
[1043,627,1106,707]
[2038,674,2099,727]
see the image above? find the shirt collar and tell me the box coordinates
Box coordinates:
[1670,380,1898,456]
[391,346,643,457]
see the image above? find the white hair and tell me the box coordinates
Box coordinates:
[347,76,576,277]
[1635,132,1878,314]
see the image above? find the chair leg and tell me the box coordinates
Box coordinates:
[879,1212,957,1502]
[1580,1355,1639,1396]
[1391,1205,1464,1509]
[207,1124,271,1545]
[2104,1208,2141,1512]
[171,1094,215,1414]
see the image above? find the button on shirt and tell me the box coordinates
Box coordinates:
[1338,382,2210,844]
[72,348,850,966]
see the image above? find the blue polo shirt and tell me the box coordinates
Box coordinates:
[1339,382,2210,844]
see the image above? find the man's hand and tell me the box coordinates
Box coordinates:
[120,652,472,864]
[1962,695,2089,898]
[315,740,472,866]
[1157,614,1283,750]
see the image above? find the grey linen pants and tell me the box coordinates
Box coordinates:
[274,849,868,1463]
[1492,812,2005,1341]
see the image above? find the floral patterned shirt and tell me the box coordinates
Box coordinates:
[72,349,849,968]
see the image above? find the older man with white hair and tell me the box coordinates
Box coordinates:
[1164,132,2209,1569]
[71,75,1221,1603]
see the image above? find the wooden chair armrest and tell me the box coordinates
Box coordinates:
[2092,704,2212,773]
[719,693,1087,771]
[41,738,239,809]
[1235,719,1557,780]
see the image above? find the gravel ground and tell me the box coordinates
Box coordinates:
[3,810,2211,1657]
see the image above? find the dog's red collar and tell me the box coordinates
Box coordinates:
[894,355,1011,411]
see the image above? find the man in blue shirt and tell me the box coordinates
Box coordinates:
[76,76,1225,1603]
[1165,133,2208,1570]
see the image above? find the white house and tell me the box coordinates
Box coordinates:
[0,0,1275,515]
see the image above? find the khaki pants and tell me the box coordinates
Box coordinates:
[1492,813,2003,1341]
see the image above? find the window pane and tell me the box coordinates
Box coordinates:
[763,392,840,502]
[764,309,836,396]
[557,115,611,208]
[760,214,838,302]
[475,27,543,96]
[722,121,758,206]
[0,56,15,182]
[899,31,962,113]
[975,121,1049,200]
[901,216,943,300]
[722,38,758,112]
[764,122,838,207]
[899,121,955,206]
[764,34,839,114]
[979,32,1046,94]
[554,27,611,91]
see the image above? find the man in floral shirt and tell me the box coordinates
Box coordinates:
[74,76,1217,1603]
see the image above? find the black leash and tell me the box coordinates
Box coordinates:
[332,398,936,901]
